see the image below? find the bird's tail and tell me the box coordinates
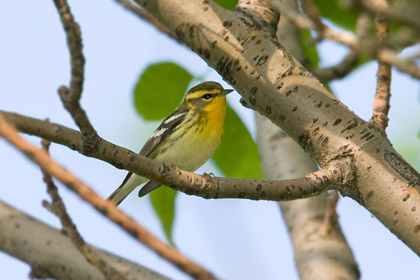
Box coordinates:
[138,181,162,197]
[108,173,147,206]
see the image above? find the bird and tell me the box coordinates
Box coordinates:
[108,81,233,206]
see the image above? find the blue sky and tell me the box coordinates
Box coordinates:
[1,1,419,279]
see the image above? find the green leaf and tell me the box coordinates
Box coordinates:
[311,0,359,31]
[212,105,263,179]
[214,0,238,10]
[149,187,177,246]
[301,29,320,69]
[134,62,193,120]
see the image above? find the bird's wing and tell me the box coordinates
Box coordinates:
[139,105,189,157]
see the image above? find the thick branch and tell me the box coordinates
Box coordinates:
[319,191,340,236]
[0,201,167,280]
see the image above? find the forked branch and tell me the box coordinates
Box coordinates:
[53,0,99,153]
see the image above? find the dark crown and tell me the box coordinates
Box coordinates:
[187,82,224,93]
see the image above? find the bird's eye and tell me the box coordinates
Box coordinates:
[202,94,212,100]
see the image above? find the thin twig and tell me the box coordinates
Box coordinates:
[53,0,99,153]
[312,14,372,82]
[53,0,84,100]
[0,113,216,280]
[313,50,360,82]
[40,140,125,280]
[371,3,392,131]
[1,111,347,201]
[272,1,358,47]
[299,0,325,42]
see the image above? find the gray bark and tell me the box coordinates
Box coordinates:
[0,201,167,280]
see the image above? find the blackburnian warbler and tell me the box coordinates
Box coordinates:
[108,81,233,206]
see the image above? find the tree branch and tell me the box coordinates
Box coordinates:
[271,0,358,47]
[377,49,420,79]
[299,0,326,42]
[371,2,392,131]
[53,0,85,101]
[53,0,99,154]
[313,50,360,83]
[355,0,420,32]
[0,113,216,280]
[0,110,347,201]
[313,14,371,83]
[319,191,341,236]
[256,115,360,280]
[41,140,125,280]
[0,201,167,280]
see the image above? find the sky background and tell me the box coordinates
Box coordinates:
[1,0,420,279]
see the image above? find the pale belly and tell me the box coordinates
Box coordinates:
[152,122,223,172]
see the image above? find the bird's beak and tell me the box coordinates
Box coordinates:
[221,89,234,96]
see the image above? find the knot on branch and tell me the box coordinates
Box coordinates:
[58,86,100,154]
[80,131,100,155]
[327,157,359,199]
[384,152,420,186]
